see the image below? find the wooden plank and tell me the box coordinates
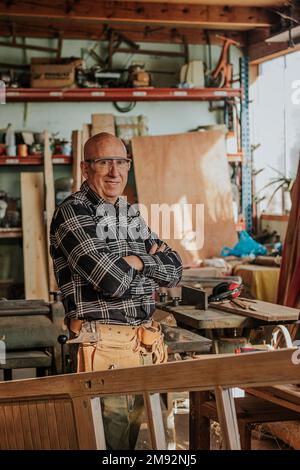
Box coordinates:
[4,404,18,449]
[0,406,9,449]
[210,298,300,322]
[21,172,49,300]
[54,400,70,449]
[36,401,51,449]
[12,403,25,450]
[246,385,300,414]
[81,124,91,185]
[132,131,237,264]
[44,401,60,449]
[19,403,34,450]
[72,397,98,449]
[189,391,210,450]
[44,130,57,295]
[71,130,82,192]
[27,402,42,449]
[90,397,106,450]
[63,400,79,450]
[163,305,254,330]
[0,2,275,28]
[0,349,300,401]
[214,387,241,450]
[143,392,167,450]
[91,114,115,136]
[0,19,246,45]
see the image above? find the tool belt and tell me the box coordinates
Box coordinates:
[69,319,168,372]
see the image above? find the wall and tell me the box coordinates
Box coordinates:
[0,37,242,292]
[0,38,242,139]
[250,51,300,215]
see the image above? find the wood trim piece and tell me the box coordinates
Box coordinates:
[261,214,289,222]
[71,130,82,193]
[21,172,49,300]
[44,130,57,295]
[0,2,275,29]
[214,387,241,450]
[143,392,167,450]
[0,349,299,400]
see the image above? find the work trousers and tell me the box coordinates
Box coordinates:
[71,320,167,450]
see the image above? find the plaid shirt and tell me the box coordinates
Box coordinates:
[50,181,182,325]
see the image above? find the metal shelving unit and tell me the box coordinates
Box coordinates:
[0,155,71,166]
[4,80,250,224]
[240,57,252,232]
[5,87,242,102]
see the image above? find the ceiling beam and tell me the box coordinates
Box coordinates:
[0,1,276,29]
[0,20,246,45]
[247,28,300,63]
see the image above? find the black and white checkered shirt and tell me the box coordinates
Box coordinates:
[50,181,182,324]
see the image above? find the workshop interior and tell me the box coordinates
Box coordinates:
[1,0,300,453]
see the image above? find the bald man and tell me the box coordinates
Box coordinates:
[50,132,182,450]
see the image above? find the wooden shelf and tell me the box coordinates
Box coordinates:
[0,155,71,166]
[0,228,22,238]
[5,87,242,102]
[227,152,243,163]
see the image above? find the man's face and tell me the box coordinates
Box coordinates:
[81,138,129,203]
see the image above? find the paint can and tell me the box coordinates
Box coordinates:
[18,144,28,158]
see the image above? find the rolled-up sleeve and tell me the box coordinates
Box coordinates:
[139,237,183,288]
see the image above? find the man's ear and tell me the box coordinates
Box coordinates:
[81,161,89,179]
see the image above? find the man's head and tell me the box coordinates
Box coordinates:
[81,132,130,204]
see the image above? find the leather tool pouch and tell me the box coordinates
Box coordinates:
[137,321,168,364]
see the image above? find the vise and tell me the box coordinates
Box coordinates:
[0,296,67,380]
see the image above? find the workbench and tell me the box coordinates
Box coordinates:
[158,298,300,353]
[158,297,300,449]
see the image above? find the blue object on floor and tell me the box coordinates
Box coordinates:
[221,230,267,257]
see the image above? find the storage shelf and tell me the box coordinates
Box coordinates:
[0,228,22,238]
[0,155,71,166]
[227,152,243,163]
[5,87,242,102]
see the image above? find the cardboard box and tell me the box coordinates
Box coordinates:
[30,58,82,88]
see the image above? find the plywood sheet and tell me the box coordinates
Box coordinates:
[21,172,48,300]
[71,130,82,192]
[132,130,237,264]
[43,130,57,294]
[91,114,115,136]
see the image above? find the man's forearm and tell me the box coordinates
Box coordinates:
[123,255,144,272]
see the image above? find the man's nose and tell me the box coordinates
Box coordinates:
[108,161,119,176]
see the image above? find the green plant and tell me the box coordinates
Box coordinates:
[256,167,295,208]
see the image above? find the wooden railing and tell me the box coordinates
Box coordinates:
[0,349,299,450]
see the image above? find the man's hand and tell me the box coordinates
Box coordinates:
[148,242,166,255]
[123,255,144,271]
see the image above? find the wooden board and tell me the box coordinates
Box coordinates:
[132,131,237,264]
[21,173,48,300]
[0,349,300,449]
[43,130,57,294]
[81,123,91,185]
[210,297,300,322]
[161,304,254,330]
[246,385,300,415]
[71,130,82,192]
[91,114,115,136]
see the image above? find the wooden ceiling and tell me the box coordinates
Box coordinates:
[120,1,286,5]
[0,0,292,61]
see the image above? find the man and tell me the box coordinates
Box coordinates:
[50,132,182,449]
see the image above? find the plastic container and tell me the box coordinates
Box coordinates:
[5,124,16,157]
